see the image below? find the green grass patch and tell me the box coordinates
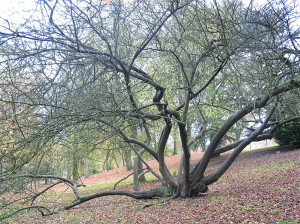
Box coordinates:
[243,144,278,152]
[81,172,160,193]
[249,158,300,173]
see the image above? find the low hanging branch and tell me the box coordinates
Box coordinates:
[62,187,169,211]
[0,174,169,221]
[0,174,86,200]
[0,205,56,221]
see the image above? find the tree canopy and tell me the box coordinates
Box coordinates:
[0,0,299,219]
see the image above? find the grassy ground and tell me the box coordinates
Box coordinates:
[3,147,300,224]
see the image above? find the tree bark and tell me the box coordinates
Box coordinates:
[123,147,133,171]
[157,122,177,191]
[133,156,141,191]
[178,122,190,197]
[63,187,169,211]
[72,149,80,181]
[191,80,300,186]
[173,129,178,155]
[203,104,276,185]
[83,159,89,178]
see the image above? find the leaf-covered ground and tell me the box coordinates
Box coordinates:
[6,148,300,223]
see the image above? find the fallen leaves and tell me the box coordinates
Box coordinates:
[5,149,300,223]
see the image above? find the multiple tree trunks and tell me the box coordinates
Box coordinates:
[0,0,299,220]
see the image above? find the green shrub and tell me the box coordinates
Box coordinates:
[273,122,300,148]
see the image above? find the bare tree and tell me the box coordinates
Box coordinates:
[0,0,299,219]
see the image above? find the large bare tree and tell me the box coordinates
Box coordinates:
[0,0,299,219]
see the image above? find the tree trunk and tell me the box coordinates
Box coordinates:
[133,156,141,191]
[137,156,146,182]
[72,149,80,181]
[131,125,145,184]
[83,159,89,178]
[173,128,178,155]
[66,147,72,179]
[123,148,133,170]
[67,162,72,180]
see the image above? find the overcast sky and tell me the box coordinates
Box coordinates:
[0,0,37,25]
[0,0,34,15]
[0,0,298,25]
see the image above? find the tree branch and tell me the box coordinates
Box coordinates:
[190,79,300,184]
[202,102,277,185]
[62,188,168,211]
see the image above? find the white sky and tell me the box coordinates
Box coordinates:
[0,0,34,15]
[0,0,298,25]
[1,0,297,13]
[0,0,38,25]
